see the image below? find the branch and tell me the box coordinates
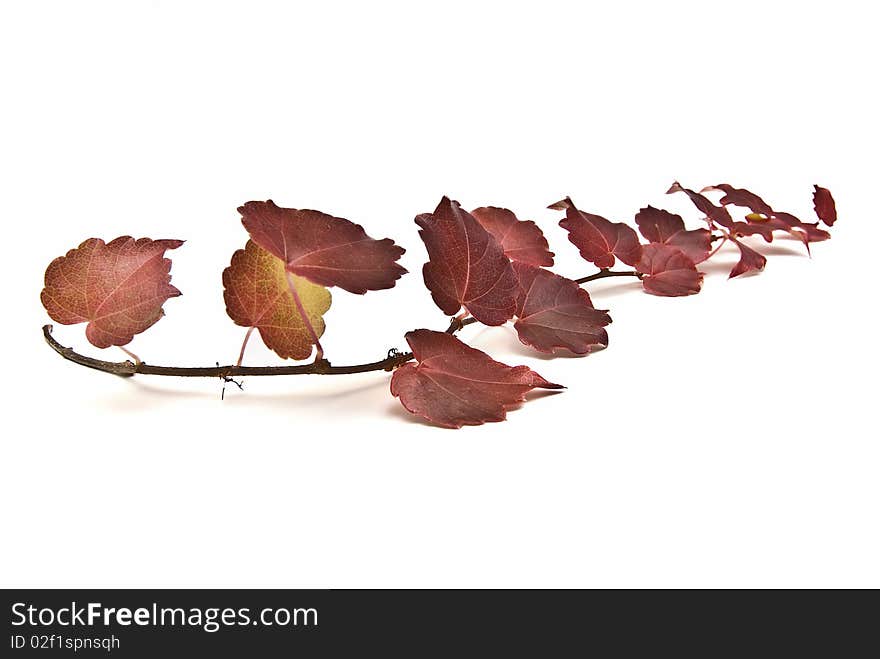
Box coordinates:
[41,267,633,379]
[42,325,413,378]
[445,315,478,333]
[575,269,642,284]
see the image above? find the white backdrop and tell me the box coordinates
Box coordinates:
[1,1,877,587]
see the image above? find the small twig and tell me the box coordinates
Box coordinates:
[575,269,642,284]
[218,362,244,400]
[705,236,729,261]
[445,312,477,334]
[43,325,413,378]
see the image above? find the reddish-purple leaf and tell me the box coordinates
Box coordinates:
[471,206,554,267]
[730,217,825,257]
[667,181,735,229]
[770,212,830,244]
[41,237,183,348]
[557,197,642,268]
[416,197,520,326]
[666,230,712,264]
[728,238,767,278]
[729,220,776,243]
[634,206,712,263]
[813,185,837,226]
[704,183,830,248]
[636,244,703,297]
[390,329,562,428]
[239,200,406,295]
[634,206,686,242]
[512,262,610,354]
[704,183,774,216]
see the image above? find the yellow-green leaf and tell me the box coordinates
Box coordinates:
[223,240,331,360]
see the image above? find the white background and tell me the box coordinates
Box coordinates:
[1,1,877,587]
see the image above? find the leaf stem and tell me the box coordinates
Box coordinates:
[285,272,325,362]
[704,236,728,261]
[118,346,142,364]
[236,326,255,367]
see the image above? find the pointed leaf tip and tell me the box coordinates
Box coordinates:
[667,182,735,229]
[728,239,767,278]
[547,197,573,211]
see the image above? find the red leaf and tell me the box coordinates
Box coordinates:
[634,205,686,242]
[41,237,183,348]
[728,238,767,278]
[512,262,610,354]
[770,212,830,244]
[557,197,642,268]
[667,181,735,229]
[636,244,703,297]
[705,183,774,216]
[634,206,712,263]
[390,329,562,428]
[729,220,775,242]
[416,197,520,326]
[730,218,827,256]
[239,200,406,294]
[666,230,712,264]
[471,206,554,267]
[813,185,837,226]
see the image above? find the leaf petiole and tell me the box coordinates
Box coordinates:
[236,326,255,367]
[285,272,325,363]
[118,345,142,365]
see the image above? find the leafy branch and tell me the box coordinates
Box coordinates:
[40,183,837,427]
